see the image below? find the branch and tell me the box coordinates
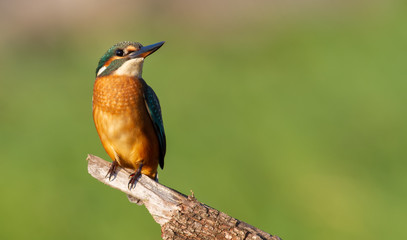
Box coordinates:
[87,154,281,240]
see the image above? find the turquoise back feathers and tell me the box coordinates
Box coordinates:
[143,84,166,169]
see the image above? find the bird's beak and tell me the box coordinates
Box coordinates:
[130,41,165,59]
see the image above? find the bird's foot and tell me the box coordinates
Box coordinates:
[105,160,118,181]
[128,163,143,190]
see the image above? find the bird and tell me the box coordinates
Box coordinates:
[92,41,166,189]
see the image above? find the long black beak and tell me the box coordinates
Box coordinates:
[130,41,165,59]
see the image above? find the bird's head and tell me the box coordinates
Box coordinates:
[96,41,165,78]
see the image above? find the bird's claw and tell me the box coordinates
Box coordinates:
[105,160,118,181]
[128,163,143,190]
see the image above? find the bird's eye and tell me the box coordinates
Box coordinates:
[115,49,124,56]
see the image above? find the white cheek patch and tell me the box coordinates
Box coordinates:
[115,58,144,77]
[97,66,107,76]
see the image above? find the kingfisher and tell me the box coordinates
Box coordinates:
[92,41,166,189]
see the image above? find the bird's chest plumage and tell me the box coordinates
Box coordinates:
[93,75,146,113]
[92,76,159,172]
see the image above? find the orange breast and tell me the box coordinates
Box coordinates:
[93,75,160,178]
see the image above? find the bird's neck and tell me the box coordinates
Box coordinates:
[114,58,144,78]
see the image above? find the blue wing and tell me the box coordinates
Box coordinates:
[143,84,166,169]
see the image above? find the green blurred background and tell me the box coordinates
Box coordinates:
[1,0,406,239]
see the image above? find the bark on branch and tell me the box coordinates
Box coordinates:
[87,154,281,240]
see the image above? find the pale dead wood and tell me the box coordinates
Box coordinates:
[87,154,281,240]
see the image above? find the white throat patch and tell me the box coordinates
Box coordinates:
[114,58,144,77]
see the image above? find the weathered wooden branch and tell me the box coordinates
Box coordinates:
[87,154,281,240]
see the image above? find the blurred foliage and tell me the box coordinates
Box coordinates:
[0,1,406,239]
